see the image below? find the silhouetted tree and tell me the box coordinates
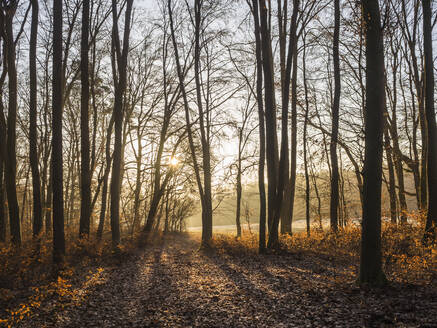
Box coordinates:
[52,0,66,263]
[79,0,91,237]
[359,0,387,286]
[109,0,133,247]
[422,0,436,243]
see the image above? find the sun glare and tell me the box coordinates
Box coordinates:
[169,157,179,167]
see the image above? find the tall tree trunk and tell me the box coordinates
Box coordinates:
[387,40,407,223]
[79,0,91,237]
[168,0,212,247]
[2,3,21,246]
[330,0,341,232]
[283,47,298,235]
[302,36,310,236]
[193,0,213,245]
[250,0,267,252]
[359,0,387,286]
[52,0,66,263]
[279,0,299,238]
[29,0,43,239]
[422,0,437,242]
[258,0,279,248]
[109,0,133,248]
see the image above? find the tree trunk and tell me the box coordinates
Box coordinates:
[97,116,114,240]
[52,0,66,263]
[79,0,91,237]
[285,48,298,233]
[302,36,310,236]
[131,124,143,235]
[2,3,21,247]
[250,0,266,252]
[422,0,437,242]
[29,0,43,239]
[330,0,340,233]
[0,160,5,243]
[168,0,212,247]
[384,123,397,224]
[144,120,169,233]
[236,142,242,238]
[109,0,133,248]
[193,0,213,245]
[45,165,52,237]
[387,39,407,223]
[309,158,322,230]
[258,0,279,248]
[359,0,387,286]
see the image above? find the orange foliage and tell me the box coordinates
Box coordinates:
[212,212,436,285]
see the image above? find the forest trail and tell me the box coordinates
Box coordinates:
[21,233,436,328]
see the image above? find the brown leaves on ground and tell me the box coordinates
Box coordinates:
[2,232,436,328]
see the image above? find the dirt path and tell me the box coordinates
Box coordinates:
[20,233,437,328]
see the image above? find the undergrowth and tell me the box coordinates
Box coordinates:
[0,229,153,327]
[211,212,436,285]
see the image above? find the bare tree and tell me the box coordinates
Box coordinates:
[330,0,340,232]
[109,0,133,247]
[359,0,387,286]
[422,0,436,243]
[0,0,22,246]
[52,0,66,263]
[79,0,91,237]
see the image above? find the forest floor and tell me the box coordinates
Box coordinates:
[2,232,437,328]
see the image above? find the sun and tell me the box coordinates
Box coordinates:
[169,156,179,167]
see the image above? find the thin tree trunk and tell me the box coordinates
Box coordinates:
[109,0,133,248]
[45,165,52,236]
[384,123,397,224]
[422,0,437,242]
[303,37,310,236]
[79,0,91,237]
[193,0,213,245]
[284,48,298,236]
[52,0,65,263]
[310,160,322,230]
[97,116,113,241]
[236,139,242,238]
[330,0,341,232]
[131,124,143,235]
[168,0,211,247]
[387,40,407,223]
[29,0,43,239]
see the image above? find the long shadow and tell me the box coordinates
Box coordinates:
[132,234,197,327]
[201,250,296,325]
[30,234,186,328]
[200,248,363,327]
